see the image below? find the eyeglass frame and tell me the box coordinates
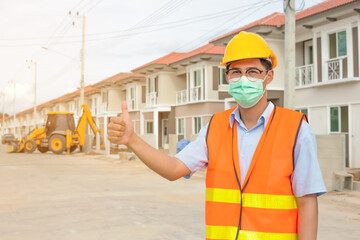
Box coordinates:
[226,67,269,83]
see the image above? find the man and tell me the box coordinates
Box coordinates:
[107,31,326,240]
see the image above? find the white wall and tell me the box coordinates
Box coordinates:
[317,134,346,190]
[309,107,328,135]
[267,39,285,91]
[108,87,123,113]
[295,82,360,107]
[350,104,360,168]
[139,134,156,148]
[136,83,146,110]
[158,72,185,105]
[207,63,221,100]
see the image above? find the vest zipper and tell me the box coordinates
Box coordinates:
[232,125,242,240]
[232,106,277,240]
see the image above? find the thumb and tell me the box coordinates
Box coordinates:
[121,101,129,117]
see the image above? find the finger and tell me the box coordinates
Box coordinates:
[108,122,124,131]
[107,129,124,138]
[110,117,123,124]
[121,101,129,118]
[108,124,126,132]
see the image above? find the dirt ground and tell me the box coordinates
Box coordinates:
[0,144,359,239]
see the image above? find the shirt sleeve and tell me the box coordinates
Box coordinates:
[174,124,209,178]
[291,120,327,197]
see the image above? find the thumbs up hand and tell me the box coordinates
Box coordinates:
[107,101,134,145]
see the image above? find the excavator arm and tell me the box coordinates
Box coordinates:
[75,104,101,146]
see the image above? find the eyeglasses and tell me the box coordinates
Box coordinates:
[226,67,266,82]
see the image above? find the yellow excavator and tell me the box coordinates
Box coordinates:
[7,104,101,154]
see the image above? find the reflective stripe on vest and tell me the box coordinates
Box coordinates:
[206,226,298,240]
[206,188,297,209]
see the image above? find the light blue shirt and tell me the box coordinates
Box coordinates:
[175,102,326,197]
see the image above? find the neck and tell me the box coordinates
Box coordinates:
[238,97,268,130]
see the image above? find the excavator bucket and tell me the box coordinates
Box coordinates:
[6,142,19,153]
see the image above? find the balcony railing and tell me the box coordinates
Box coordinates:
[296,64,314,87]
[190,86,201,102]
[176,90,187,104]
[327,56,347,80]
[146,92,157,107]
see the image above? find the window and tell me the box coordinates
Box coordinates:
[304,40,313,65]
[102,91,108,104]
[193,117,201,134]
[146,121,154,134]
[149,78,156,93]
[177,118,184,135]
[296,108,308,117]
[330,106,348,133]
[329,30,347,59]
[91,97,98,114]
[128,86,136,110]
[190,69,203,102]
[219,67,228,85]
[194,70,201,87]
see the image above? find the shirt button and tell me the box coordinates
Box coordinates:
[245,132,249,136]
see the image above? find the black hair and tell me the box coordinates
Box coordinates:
[260,58,272,71]
[225,58,272,71]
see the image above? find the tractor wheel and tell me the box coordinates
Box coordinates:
[24,140,37,153]
[37,146,48,153]
[70,145,77,153]
[49,135,66,154]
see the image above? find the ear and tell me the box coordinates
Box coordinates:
[265,70,274,85]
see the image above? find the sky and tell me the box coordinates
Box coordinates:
[0,0,321,115]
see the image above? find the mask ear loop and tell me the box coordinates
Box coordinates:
[262,71,271,95]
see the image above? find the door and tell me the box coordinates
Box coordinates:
[162,119,169,149]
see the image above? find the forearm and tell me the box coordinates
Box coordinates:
[297,194,318,240]
[128,133,191,181]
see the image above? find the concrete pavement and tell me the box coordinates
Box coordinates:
[0,144,359,240]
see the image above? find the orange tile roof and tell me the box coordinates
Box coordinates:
[210,0,356,43]
[35,85,99,111]
[210,12,285,43]
[92,72,145,87]
[132,52,184,72]
[15,107,33,117]
[132,44,225,71]
[170,44,225,64]
[296,0,356,19]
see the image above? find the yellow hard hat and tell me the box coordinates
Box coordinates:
[220,31,277,69]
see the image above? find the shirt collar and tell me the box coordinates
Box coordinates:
[229,102,275,129]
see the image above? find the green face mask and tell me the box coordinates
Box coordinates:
[228,76,265,108]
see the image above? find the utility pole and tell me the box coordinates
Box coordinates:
[34,62,37,121]
[70,11,92,152]
[26,60,37,125]
[80,15,85,108]
[69,11,85,108]
[1,91,5,135]
[13,80,16,137]
[284,0,296,109]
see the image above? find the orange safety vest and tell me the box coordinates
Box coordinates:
[205,106,306,240]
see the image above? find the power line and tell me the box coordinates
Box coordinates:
[82,0,104,14]
[0,1,277,47]
[172,0,276,52]
[0,1,269,41]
